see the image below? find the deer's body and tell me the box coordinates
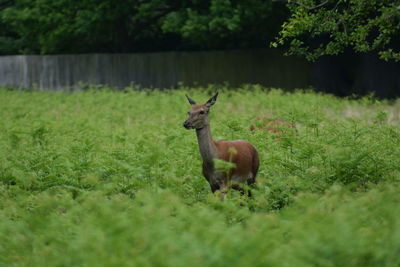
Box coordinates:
[183,94,259,193]
[250,115,296,134]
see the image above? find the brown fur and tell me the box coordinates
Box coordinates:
[250,115,297,139]
[214,140,259,183]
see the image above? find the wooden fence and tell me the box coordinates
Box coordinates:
[0,49,399,97]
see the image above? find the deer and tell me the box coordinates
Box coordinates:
[183,92,259,194]
[250,115,297,139]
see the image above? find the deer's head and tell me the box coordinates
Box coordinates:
[183,92,218,130]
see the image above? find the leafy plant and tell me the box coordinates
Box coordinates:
[0,86,399,266]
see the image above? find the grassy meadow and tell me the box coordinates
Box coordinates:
[1,86,400,266]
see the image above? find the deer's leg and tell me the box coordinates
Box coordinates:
[231,184,245,194]
[210,184,220,193]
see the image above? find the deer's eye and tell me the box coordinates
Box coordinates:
[199,111,205,114]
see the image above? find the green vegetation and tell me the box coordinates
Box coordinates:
[1,86,400,266]
[0,0,287,54]
[274,0,400,61]
[2,0,400,62]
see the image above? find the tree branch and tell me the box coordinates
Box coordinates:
[273,0,331,10]
[128,6,177,38]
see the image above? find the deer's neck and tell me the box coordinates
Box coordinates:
[196,124,217,165]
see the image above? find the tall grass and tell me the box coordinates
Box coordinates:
[0,86,399,266]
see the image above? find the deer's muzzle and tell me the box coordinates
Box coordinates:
[183,120,192,129]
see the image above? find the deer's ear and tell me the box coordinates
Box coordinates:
[205,92,218,107]
[186,94,196,105]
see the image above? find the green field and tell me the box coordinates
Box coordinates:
[1,86,400,266]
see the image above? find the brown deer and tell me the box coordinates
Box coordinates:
[183,92,259,194]
[250,115,297,139]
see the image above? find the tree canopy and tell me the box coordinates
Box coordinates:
[273,0,400,61]
[1,0,399,62]
[0,0,287,54]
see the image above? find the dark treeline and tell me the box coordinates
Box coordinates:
[0,0,288,55]
[1,1,399,61]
